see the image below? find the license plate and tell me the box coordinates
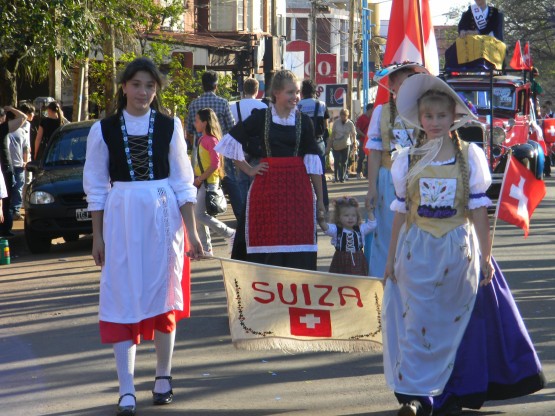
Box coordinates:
[76,208,91,221]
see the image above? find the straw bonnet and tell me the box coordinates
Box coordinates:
[396,73,478,131]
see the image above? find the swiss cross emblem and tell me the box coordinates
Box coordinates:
[289,307,332,337]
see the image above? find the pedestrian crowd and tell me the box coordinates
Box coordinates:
[1,49,547,416]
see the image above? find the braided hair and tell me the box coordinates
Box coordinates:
[405,90,470,215]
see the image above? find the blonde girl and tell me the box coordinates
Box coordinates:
[193,107,235,255]
[364,63,429,278]
[382,74,544,416]
[318,196,376,276]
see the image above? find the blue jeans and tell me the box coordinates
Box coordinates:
[11,166,25,214]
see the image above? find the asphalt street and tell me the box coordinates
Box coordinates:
[1,178,553,416]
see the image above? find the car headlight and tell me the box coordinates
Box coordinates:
[30,191,55,204]
[491,126,506,145]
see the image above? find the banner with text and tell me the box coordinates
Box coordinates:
[219,258,383,352]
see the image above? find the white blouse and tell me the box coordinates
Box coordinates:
[365,104,384,151]
[214,105,323,175]
[390,142,492,213]
[84,110,197,211]
[323,221,377,250]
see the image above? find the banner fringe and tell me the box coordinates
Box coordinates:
[233,337,382,353]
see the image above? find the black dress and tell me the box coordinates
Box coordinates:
[229,108,321,271]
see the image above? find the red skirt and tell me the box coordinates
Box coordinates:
[329,250,368,276]
[99,233,191,345]
[246,157,316,253]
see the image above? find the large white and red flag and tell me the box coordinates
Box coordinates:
[375,0,439,104]
[218,258,383,352]
[496,156,546,237]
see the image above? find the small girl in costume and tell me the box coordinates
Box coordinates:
[318,197,376,276]
[382,74,545,416]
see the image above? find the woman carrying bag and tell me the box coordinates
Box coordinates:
[193,108,235,256]
[326,108,356,183]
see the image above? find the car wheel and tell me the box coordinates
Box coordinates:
[24,224,52,254]
[63,234,79,242]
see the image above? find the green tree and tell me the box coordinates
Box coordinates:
[0,0,95,105]
[494,0,555,99]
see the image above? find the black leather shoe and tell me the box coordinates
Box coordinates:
[152,376,173,405]
[116,393,136,416]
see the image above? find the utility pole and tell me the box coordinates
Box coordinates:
[310,1,331,82]
[346,0,356,113]
[310,1,318,81]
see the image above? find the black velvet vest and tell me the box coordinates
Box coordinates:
[100,112,174,181]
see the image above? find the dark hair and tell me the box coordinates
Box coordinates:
[114,57,166,115]
[545,100,552,106]
[366,103,374,111]
[19,103,36,115]
[196,108,222,140]
[47,101,66,125]
[202,70,219,92]
[269,70,298,103]
[243,78,259,96]
[301,79,317,98]
[332,196,362,227]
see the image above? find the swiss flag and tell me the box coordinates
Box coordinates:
[523,41,533,69]
[375,0,439,104]
[289,307,332,337]
[543,118,555,145]
[497,156,546,237]
[510,40,532,70]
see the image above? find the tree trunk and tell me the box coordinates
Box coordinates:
[72,59,90,121]
[102,22,117,116]
[0,61,18,106]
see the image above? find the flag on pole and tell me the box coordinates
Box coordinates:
[375,0,439,104]
[219,258,383,352]
[509,40,532,70]
[523,41,533,68]
[496,156,546,237]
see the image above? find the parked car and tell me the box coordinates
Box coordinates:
[24,120,95,253]
[443,69,545,200]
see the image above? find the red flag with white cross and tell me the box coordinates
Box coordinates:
[497,156,546,237]
[543,118,555,145]
[289,307,332,337]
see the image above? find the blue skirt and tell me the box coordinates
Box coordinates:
[434,258,546,412]
[366,166,396,278]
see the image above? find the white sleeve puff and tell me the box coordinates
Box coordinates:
[468,143,493,209]
[83,121,111,211]
[214,133,246,161]
[389,150,409,213]
[168,117,197,206]
[365,105,384,151]
[304,154,323,174]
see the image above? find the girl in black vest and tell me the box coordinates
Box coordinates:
[318,196,376,276]
[84,57,202,416]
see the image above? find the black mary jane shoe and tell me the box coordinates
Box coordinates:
[152,376,173,405]
[116,393,136,416]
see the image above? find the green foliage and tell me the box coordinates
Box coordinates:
[88,41,237,120]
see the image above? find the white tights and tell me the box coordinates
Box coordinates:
[113,329,176,406]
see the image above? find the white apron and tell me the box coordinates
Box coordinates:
[99,178,184,323]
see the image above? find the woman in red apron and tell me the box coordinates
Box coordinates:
[215,70,324,270]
